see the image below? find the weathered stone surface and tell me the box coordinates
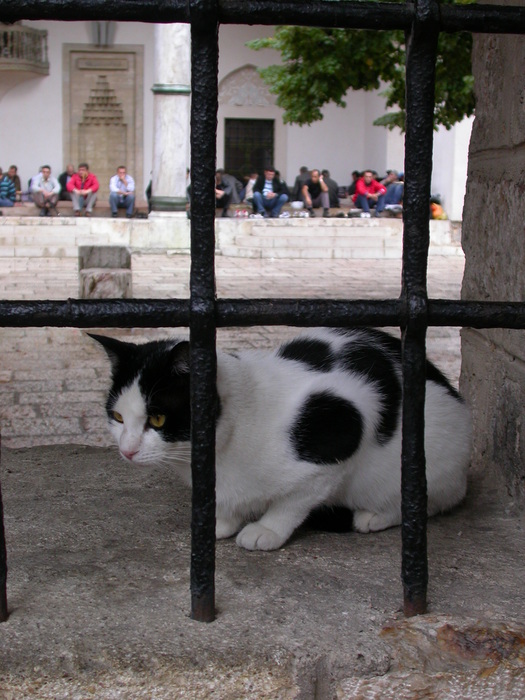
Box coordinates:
[79,268,132,298]
[460,329,525,507]
[461,17,525,510]
[78,245,131,270]
[339,615,525,699]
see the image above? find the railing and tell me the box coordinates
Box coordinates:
[0,22,48,72]
[0,0,525,626]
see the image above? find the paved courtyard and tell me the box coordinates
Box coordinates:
[3,250,525,699]
[0,253,465,448]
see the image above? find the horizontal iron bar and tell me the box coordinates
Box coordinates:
[0,299,191,327]
[2,0,525,35]
[218,0,413,29]
[215,299,404,327]
[439,3,525,34]
[428,299,525,328]
[0,298,524,329]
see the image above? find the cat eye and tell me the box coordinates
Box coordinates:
[112,411,124,423]
[148,414,166,429]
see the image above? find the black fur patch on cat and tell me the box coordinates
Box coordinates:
[291,391,363,465]
[425,362,462,400]
[138,344,192,443]
[359,327,403,359]
[278,338,334,372]
[366,328,461,399]
[303,505,354,533]
[338,328,462,401]
[339,341,401,444]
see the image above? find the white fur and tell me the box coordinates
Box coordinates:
[109,329,471,551]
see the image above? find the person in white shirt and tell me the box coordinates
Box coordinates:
[31,165,61,217]
[109,165,135,218]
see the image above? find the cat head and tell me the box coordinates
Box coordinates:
[89,334,191,465]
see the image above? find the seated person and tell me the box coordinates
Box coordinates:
[301,169,330,217]
[242,172,258,207]
[215,170,233,217]
[7,165,22,201]
[0,170,16,208]
[67,162,99,216]
[252,166,289,218]
[291,166,310,201]
[347,170,361,198]
[58,164,75,201]
[217,170,243,204]
[383,171,404,208]
[321,169,340,208]
[352,170,387,217]
[275,170,290,198]
[109,165,135,218]
[31,165,61,216]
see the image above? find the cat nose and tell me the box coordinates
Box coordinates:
[121,448,138,461]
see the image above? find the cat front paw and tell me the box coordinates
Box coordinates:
[353,509,400,533]
[216,516,242,540]
[236,523,286,551]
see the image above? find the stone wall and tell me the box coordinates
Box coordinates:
[461,25,525,507]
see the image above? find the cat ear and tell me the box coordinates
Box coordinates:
[170,341,190,373]
[87,333,133,371]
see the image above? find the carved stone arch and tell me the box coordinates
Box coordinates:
[218,64,276,107]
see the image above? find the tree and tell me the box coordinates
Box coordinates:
[247,13,474,131]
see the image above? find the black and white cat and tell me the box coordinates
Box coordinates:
[90,328,471,551]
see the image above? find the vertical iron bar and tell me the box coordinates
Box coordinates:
[401,0,439,617]
[0,435,8,622]
[189,0,219,623]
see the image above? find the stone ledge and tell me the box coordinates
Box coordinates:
[0,216,462,260]
[1,199,149,218]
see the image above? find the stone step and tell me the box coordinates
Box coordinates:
[221,218,461,259]
[233,234,398,249]
[220,244,462,259]
[245,222,402,237]
[0,214,461,260]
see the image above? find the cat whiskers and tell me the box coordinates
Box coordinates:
[167,446,192,463]
[140,445,191,468]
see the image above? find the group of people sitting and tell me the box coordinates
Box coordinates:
[2,161,407,220]
[0,163,136,218]
[210,166,404,219]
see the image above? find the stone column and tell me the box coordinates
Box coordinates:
[150,24,191,213]
[460,28,525,508]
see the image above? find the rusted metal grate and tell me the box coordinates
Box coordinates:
[1,0,525,624]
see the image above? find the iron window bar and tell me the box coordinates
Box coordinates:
[1,299,525,330]
[3,0,525,33]
[0,0,525,624]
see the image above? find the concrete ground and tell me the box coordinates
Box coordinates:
[1,251,525,697]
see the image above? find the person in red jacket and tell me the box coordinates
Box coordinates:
[351,169,387,218]
[67,162,99,216]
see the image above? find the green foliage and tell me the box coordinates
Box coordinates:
[248,14,474,131]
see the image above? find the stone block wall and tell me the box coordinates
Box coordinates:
[461,26,525,508]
